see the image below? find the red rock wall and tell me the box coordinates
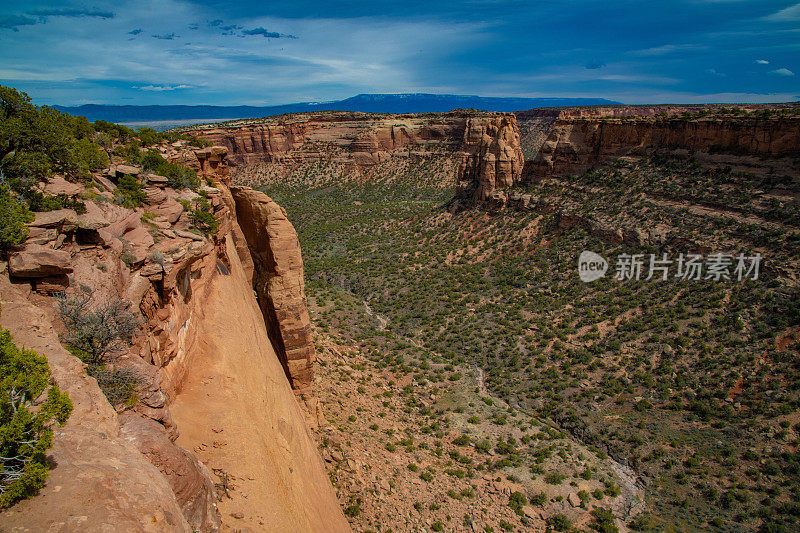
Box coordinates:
[521,113,800,181]
[229,186,315,391]
[454,115,525,205]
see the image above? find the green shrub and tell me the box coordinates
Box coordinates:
[190,198,219,235]
[139,149,199,190]
[530,491,547,506]
[89,366,142,407]
[115,174,146,208]
[0,182,33,249]
[0,327,72,507]
[509,490,527,515]
[57,293,140,366]
[453,434,470,446]
[547,513,573,532]
[0,86,106,184]
[545,471,567,485]
[590,507,618,533]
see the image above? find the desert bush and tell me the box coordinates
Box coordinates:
[57,293,140,366]
[545,471,567,485]
[115,174,146,208]
[547,513,573,532]
[0,181,33,249]
[509,490,528,515]
[0,327,72,507]
[90,366,142,407]
[139,149,199,190]
[190,198,219,235]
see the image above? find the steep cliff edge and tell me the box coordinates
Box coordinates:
[229,187,315,391]
[516,105,800,182]
[453,115,525,206]
[0,277,192,532]
[169,234,348,531]
[1,141,347,531]
[185,111,525,209]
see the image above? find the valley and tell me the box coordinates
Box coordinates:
[201,105,800,532]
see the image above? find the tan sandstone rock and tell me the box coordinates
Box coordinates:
[230,186,315,390]
[8,244,73,278]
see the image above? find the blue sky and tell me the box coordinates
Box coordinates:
[0,0,798,105]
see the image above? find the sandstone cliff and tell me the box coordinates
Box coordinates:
[185,111,525,208]
[516,105,800,181]
[0,143,348,531]
[453,115,525,205]
[230,186,315,391]
[186,112,470,168]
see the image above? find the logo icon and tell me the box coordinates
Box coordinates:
[578,251,608,282]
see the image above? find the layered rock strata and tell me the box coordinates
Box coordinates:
[516,105,800,181]
[230,186,315,390]
[454,115,525,205]
[1,142,345,531]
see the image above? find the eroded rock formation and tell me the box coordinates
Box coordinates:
[186,111,525,209]
[1,142,347,531]
[230,186,315,390]
[186,112,471,168]
[454,115,525,205]
[516,105,800,181]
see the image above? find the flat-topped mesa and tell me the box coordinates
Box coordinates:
[453,115,525,206]
[515,105,800,182]
[184,111,516,169]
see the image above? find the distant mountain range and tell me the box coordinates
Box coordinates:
[54,93,623,125]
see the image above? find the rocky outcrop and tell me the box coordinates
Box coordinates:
[194,146,230,184]
[230,186,315,391]
[0,277,192,532]
[8,244,73,277]
[454,115,525,205]
[119,413,220,532]
[516,106,800,181]
[184,111,519,174]
[2,142,346,531]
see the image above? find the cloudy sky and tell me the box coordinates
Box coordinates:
[1,0,798,106]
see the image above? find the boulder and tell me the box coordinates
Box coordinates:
[8,244,73,278]
[94,174,117,192]
[568,492,582,507]
[146,174,170,187]
[107,211,142,237]
[43,175,84,196]
[114,164,142,178]
[119,413,220,532]
[152,197,184,224]
[144,187,168,205]
[123,226,155,265]
[77,212,110,230]
[28,209,78,231]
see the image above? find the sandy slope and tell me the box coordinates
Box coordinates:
[170,236,350,532]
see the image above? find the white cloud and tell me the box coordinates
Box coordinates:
[632,44,703,56]
[755,59,769,64]
[135,84,192,91]
[0,0,488,104]
[764,3,800,22]
[769,68,795,76]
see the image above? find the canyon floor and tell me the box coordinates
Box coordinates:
[241,149,799,532]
